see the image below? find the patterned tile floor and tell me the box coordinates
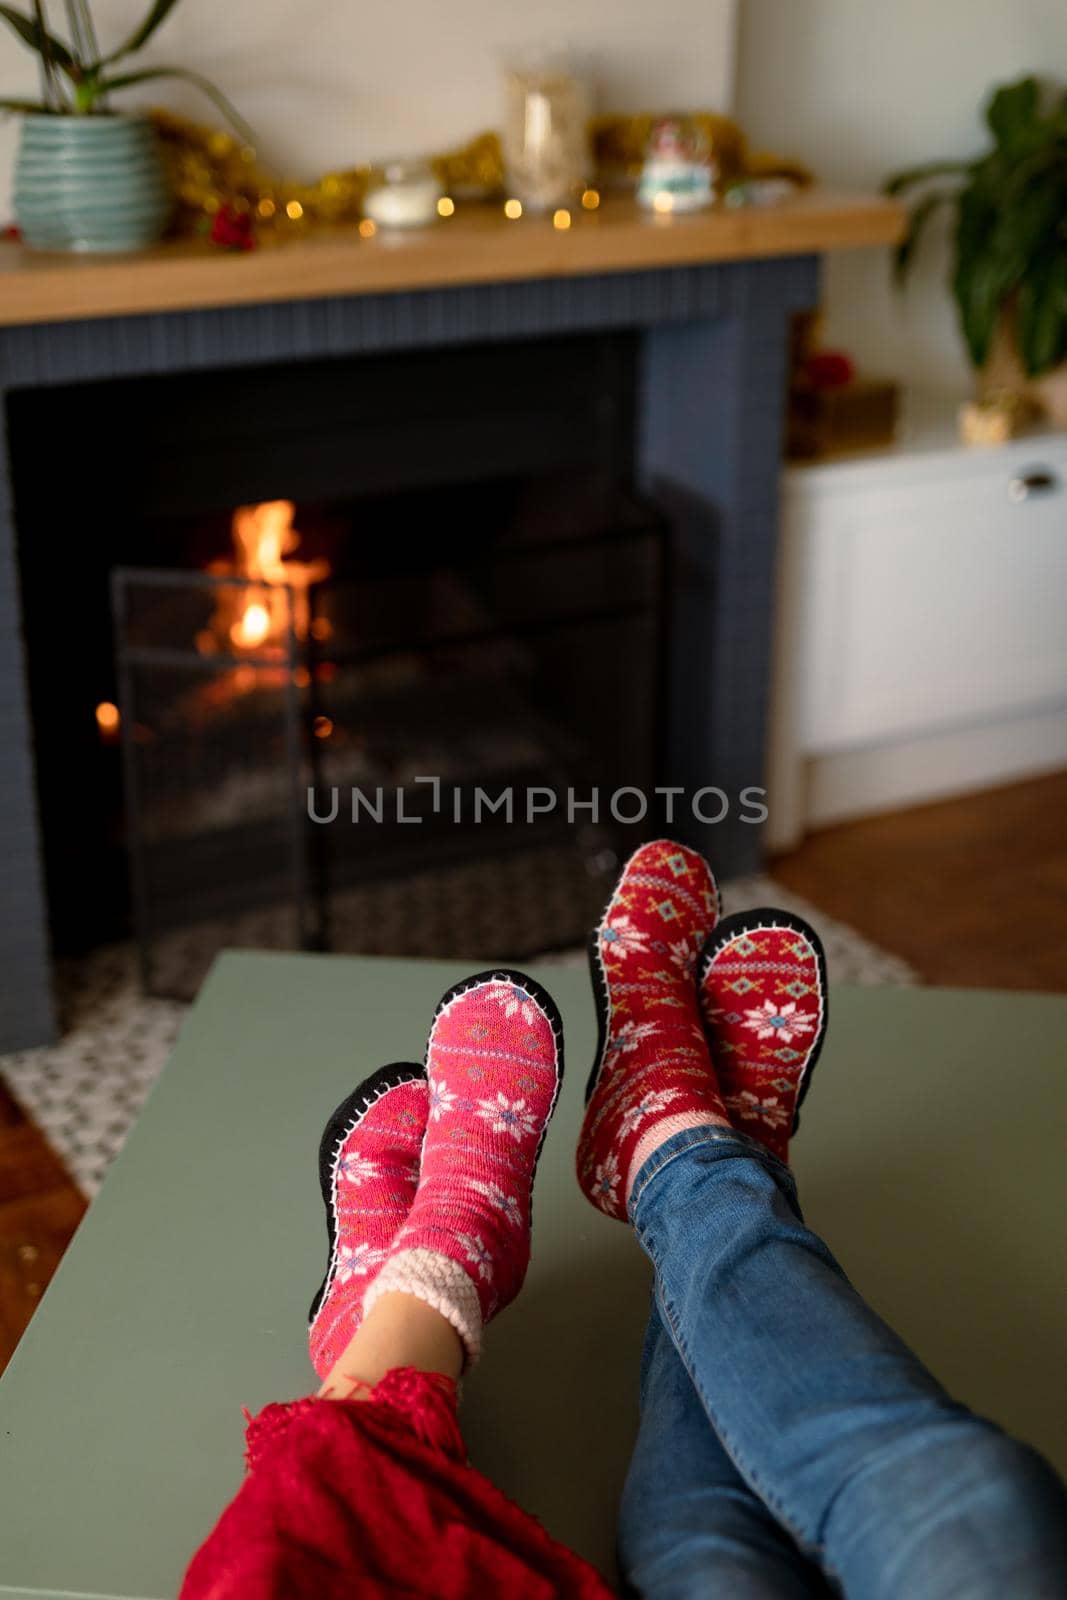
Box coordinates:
[0,874,915,1199]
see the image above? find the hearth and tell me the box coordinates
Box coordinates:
[13,334,664,996]
[0,228,827,1046]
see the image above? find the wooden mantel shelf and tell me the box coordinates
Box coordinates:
[0,189,902,329]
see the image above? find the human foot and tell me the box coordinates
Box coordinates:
[577,839,728,1221]
[363,969,563,1364]
[308,1064,428,1381]
[699,909,827,1164]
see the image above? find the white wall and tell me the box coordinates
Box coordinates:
[0,0,737,221]
[736,0,1067,396]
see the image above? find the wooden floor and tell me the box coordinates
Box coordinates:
[772,769,1067,992]
[1,769,1065,1375]
[0,1087,86,1375]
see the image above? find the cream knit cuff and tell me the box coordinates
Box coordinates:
[363,1247,484,1366]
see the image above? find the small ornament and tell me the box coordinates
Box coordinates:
[637,116,716,214]
[209,202,256,251]
[722,176,799,209]
[805,351,855,390]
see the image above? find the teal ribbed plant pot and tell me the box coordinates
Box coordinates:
[13,113,171,253]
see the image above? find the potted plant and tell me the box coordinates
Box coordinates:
[1,1,250,251]
[887,76,1067,421]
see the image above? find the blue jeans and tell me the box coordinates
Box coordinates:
[618,1128,1067,1599]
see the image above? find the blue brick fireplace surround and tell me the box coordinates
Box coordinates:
[0,252,818,1049]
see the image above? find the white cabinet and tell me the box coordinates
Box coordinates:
[768,397,1067,848]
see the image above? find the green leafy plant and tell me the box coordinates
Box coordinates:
[1,0,251,142]
[886,76,1067,378]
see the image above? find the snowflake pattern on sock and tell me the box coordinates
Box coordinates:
[577,839,728,1221]
[383,970,563,1332]
[699,910,827,1164]
[308,1065,428,1381]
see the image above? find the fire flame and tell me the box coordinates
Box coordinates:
[231,601,271,649]
[201,500,330,662]
[232,499,302,586]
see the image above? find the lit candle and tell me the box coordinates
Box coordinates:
[362,162,443,229]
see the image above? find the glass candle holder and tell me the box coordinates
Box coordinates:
[362,161,443,229]
[502,55,591,213]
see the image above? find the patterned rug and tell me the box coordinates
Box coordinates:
[0,874,916,1198]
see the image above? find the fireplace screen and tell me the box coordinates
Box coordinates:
[113,565,311,998]
[113,486,664,998]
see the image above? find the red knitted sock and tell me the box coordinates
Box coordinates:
[308,1064,428,1380]
[364,970,563,1364]
[699,909,828,1164]
[576,839,728,1221]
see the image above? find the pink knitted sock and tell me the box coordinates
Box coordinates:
[308,1064,428,1380]
[576,839,729,1221]
[699,909,827,1164]
[364,970,563,1364]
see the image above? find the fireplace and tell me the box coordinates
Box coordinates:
[0,236,825,1047]
[11,333,666,997]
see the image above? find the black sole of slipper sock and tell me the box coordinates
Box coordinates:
[585,924,612,1108]
[307,1061,426,1325]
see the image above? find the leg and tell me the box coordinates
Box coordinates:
[631,1128,1067,1600]
[313,969,564,1377]
[579,844,1067,1599]
[619,1300,830,1600]
[318,1290,464,1399]
[184,973,615,1599]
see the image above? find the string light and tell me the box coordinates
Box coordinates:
[552,208,571,230]
[285,199,304,220]
[437,195,455,217]
[152,109,756,242]
[313,715,334,740]
[95,701,120,737]
[358,218,377,238]
[503,197,523,219]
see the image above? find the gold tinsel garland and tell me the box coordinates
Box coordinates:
[152,109,809,239]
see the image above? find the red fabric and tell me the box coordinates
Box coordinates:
[393,974,561,1324]
[700,917,826,1163]
[309,1075,428,1379]
[577,840,726,1220]
[180,1367,615,1600]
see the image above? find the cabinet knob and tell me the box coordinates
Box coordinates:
[1008,468,1059,502]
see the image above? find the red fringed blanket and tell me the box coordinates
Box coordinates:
[181,1367,616,1599]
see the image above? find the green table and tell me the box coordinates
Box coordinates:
[1,953,1065,1598]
